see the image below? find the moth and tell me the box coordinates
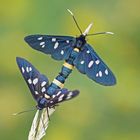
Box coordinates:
[16,57,79,116]
[24,9,116,86]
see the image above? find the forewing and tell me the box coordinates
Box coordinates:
[24,35,76,60]
[47,88,79,106]
[16,57,49,101]
[73,44,116,86]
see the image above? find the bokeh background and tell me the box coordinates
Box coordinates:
[0,0,140,140]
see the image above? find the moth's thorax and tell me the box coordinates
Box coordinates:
[37,97,48,110]
[75,35,86,49]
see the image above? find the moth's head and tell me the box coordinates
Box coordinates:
[76,35,86,48]
[37,98,49,110]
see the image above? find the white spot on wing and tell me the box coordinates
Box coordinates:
[26,67,29,73]
[66,40,69,43]
[52,38,56,42]
[86,50,90,54]
[52,95,56,98]
[28,79,32,84]
[35,91,39,95]
[88,60,94,68]
[54,42,59,49]
[80,61,84,64]
[57,91,61,96]
[21,67,25,73]
[40,42,45,46]
[66,92,73,100]
[96,73,99,77]
[58,94,64,101]
[29,67,32,72]
[41,45,45,48]
[50,101,53,103]
[38,37,43,40]
[61,50,64,55]
[99,71,102,77]
[95,60,100,65]
[41,87,46,93]
[33,78,38,85]
[105,69,108,75]
[41,81,47,87]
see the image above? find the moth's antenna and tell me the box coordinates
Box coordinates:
[67,9,82,34]
[87,31,114,36]
[13,108,36,116]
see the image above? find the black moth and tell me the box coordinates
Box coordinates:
[16,57,79,117]
[24,9,116,86]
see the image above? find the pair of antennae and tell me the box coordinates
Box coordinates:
[67,9,114,36]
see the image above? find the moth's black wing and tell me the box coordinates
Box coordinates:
[24,35,76,60]
[16,57,49,101]
[47,88,79,107]
[73,44,116,86]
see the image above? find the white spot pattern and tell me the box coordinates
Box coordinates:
[21,67,25,73]
[58,94,64,101]
[99,71,102,77]
[86,50,90,54]
[50,101,53,103]
[105,69,108,75]
[38,37,43,40]
[41,87,46,93]
[57,91,61,96]
[33,78,38,85]
[29,67,32,72]
[80,61,84,64]
[41,45,45,48]
[61,50,64,55]
[96,73,99,77]
[54,42,59,49]
[26,67,29,73]
[35,91,39,95]
[52,38,56,42]
[66,40,69,43]
[52,95,56,98]
[28,79,32,84]
[95,60,100,65]
[41,81,47,87]
[88,61,94,68]
[40,42,45,46]
[66,92,73,100]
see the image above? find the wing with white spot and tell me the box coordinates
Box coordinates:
[24,35,76,60]
[73,44,116,86]
[16,57,49,101]
[47,88,79,106]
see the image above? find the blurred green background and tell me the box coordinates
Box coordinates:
[0,0,140,140]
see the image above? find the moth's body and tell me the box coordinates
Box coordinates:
[47,35,86,96]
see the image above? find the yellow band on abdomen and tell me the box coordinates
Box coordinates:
[44,94,51,99]
[52,79,64,88]
[63,62,74,70]
[74,48,80,52]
